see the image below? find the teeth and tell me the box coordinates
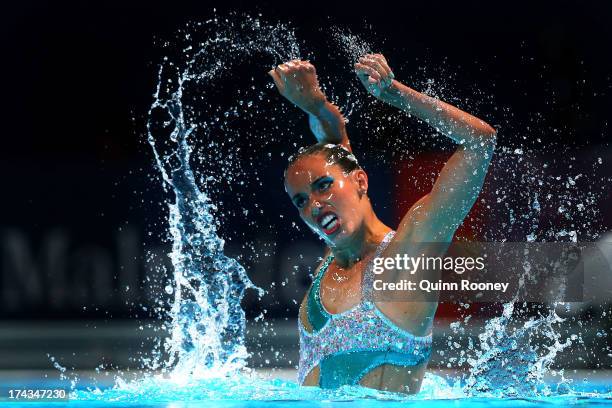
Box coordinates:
[321,214,334,226]
[325,218,338,230]
[321,214,338,229]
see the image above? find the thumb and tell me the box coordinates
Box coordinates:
[268,69,285,92]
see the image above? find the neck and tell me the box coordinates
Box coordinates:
[331,211,390,268]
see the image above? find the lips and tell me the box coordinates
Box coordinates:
[316,211,340,235]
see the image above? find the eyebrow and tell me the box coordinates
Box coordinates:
[291,176,330,201]
[311,175,330,188]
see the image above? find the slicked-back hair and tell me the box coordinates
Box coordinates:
[285,143,361,177]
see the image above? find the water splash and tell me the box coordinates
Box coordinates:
[143,15,301,378]
[328,25,610,400]
[147,101,254,377]
[70,15,612,403]
[74,371,460,402]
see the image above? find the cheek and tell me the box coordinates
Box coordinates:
[300,213,326,238]
[298,210,308,222]
[298,209,317,228]
[297,207,309,219]
[336,189,363,223]
[333,184,359,207]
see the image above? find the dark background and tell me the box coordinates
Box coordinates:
[0,0,611,323]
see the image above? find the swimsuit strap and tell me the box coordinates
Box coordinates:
[297,231,434,387]
[307,254,334,330]
[361,230,396,301]
[307,230,395,329]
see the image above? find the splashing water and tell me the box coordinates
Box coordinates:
[70,14,612,404]
[147,100,255,377]
[328,25,609,400]
[143,16,302,378]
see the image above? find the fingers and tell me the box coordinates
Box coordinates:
[302,61,315,72]
[276,63,290,76]
[355,53,395,93]
[267,69,285,92]
[285,60,300,70]
[372,53,390,69]
[359,54,393,78]
[268,59,318,95]
[354,62,381,81]
[273,60,315,76]
[362,55,391,78]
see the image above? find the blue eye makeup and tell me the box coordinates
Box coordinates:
[291,176,334,210]
[293,195,307,209]
[314,176,334,192]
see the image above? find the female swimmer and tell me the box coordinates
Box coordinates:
[268,53,496,393]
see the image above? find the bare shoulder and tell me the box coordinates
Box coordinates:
[391,194,432,246]
[373,193,444,334]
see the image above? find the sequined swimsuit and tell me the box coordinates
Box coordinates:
[297,231,433,388]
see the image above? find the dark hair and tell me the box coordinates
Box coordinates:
[285,143,361,176]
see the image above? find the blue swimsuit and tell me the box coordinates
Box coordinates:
[298,231,433,388]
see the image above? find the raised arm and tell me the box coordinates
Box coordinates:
[354,54,497,244]
[354,54,497,330]
[268,60,351,150]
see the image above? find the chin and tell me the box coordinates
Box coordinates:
[328,227,352,245]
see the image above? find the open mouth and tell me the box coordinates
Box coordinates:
[317,211,340,235]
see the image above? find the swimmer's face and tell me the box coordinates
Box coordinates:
[284,154,369,246]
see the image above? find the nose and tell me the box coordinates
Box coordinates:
[311,200,322,218]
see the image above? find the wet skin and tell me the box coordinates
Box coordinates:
[275,55,497,393]
[285,154,426,393]
[284,154,384,248]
